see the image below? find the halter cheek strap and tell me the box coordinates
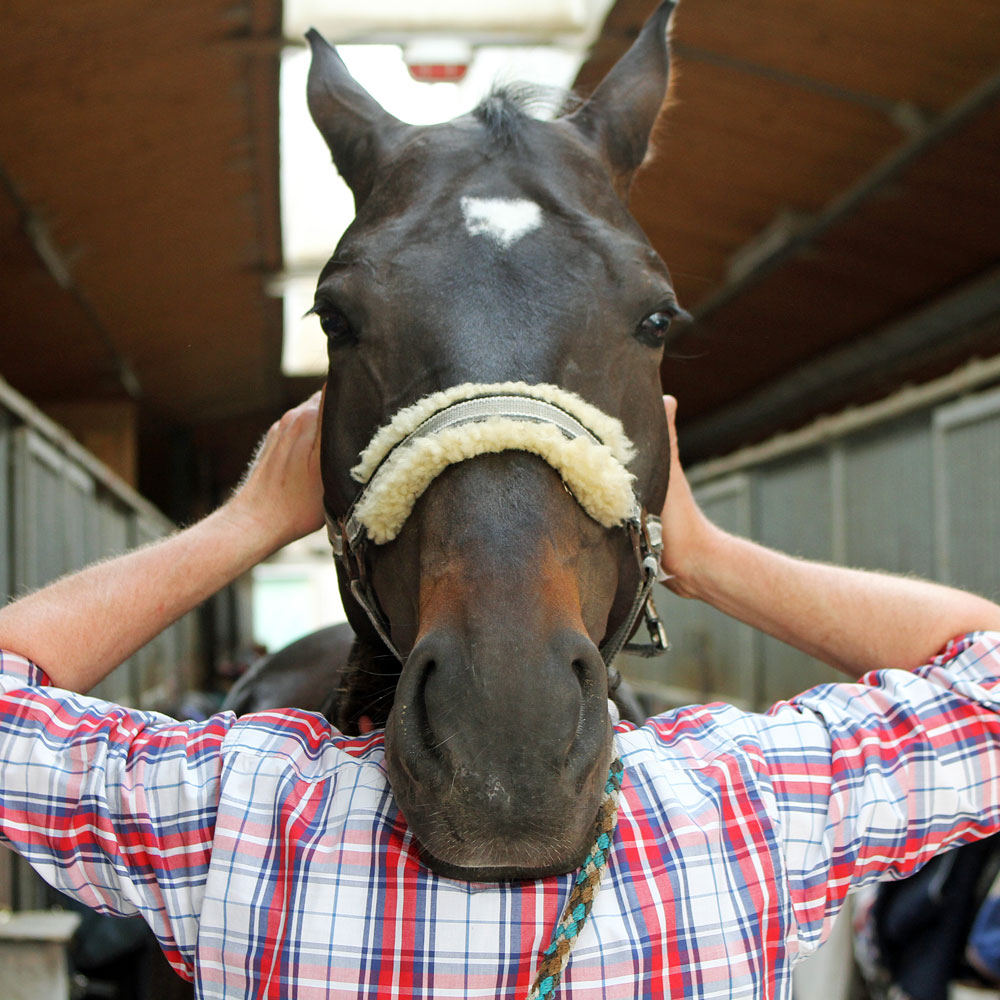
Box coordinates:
[325,383,669,665]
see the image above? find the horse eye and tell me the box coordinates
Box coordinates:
[314,306,356,347]
[635,310,674,346]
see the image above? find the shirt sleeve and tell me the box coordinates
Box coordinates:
[0,649,235,980]
[752,631,1000,956]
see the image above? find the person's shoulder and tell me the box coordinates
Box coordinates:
[222,707,387,775]
[618,700,764,770]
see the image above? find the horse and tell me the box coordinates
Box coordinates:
[237,0,680,881]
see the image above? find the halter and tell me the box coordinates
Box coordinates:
[324,382,669,666]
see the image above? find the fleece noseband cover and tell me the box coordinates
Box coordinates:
[348,382,639,545]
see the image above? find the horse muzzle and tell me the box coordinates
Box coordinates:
[384,624,614,879]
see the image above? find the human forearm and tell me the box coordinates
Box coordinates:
[675,523,1000,677]
[0,504,279,691]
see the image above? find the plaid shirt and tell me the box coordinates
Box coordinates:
[2,632,1000,999]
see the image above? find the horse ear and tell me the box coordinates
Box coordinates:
[566,0,677,199]
[306,29,405,205]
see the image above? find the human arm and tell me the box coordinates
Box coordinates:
[0,389,326,692]
[658,395,1000,677]
[757,631,1000,956]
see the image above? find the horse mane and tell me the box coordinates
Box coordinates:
[472,83,578,146]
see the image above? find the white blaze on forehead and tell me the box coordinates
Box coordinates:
[460,196,542,249]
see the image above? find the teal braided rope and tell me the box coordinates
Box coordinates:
[526,753,625,1000]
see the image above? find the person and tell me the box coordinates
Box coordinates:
[1,389,1000,1000]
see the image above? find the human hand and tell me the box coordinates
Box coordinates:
[658,395,717,598]
[226,388,327,550]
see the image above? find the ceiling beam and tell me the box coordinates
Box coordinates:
[0,162,142,401]
[689,63,1000,325]
[671,41,928,132]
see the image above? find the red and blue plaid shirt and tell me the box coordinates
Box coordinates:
[2,632,1000,999]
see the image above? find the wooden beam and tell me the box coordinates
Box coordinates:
[689,64,1000,323]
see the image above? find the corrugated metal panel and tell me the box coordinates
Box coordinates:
[934,387,1000,601]
[843,417,934,576]
[63,461,97,574]
[755,451,834,559]
[9,426,103,586]
[98,496,130,557]
[8,430,100,911]
[754,450,842,705]
[12,429,67,593]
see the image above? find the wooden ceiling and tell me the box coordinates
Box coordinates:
[1,0,998,513]
[0,0,289,507]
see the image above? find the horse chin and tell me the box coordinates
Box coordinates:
[410,809,602,882]
[419,845,593,883]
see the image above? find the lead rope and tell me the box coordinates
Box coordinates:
[525,754,625,1000]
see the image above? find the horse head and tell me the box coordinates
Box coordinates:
[308,0,679,879]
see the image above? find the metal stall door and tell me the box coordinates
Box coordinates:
[753,448,842,707]
[842,415,935,579]
[8,427,95,912]
[934,386,1000,603]
[11,428,71,595]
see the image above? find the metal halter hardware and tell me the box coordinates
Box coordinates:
[324,391,669,666]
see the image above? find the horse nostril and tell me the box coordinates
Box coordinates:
[567,635,607,694]
[416,657,440,755]
[401,632,466,760]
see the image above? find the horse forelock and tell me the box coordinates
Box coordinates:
[472,83,578,146]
